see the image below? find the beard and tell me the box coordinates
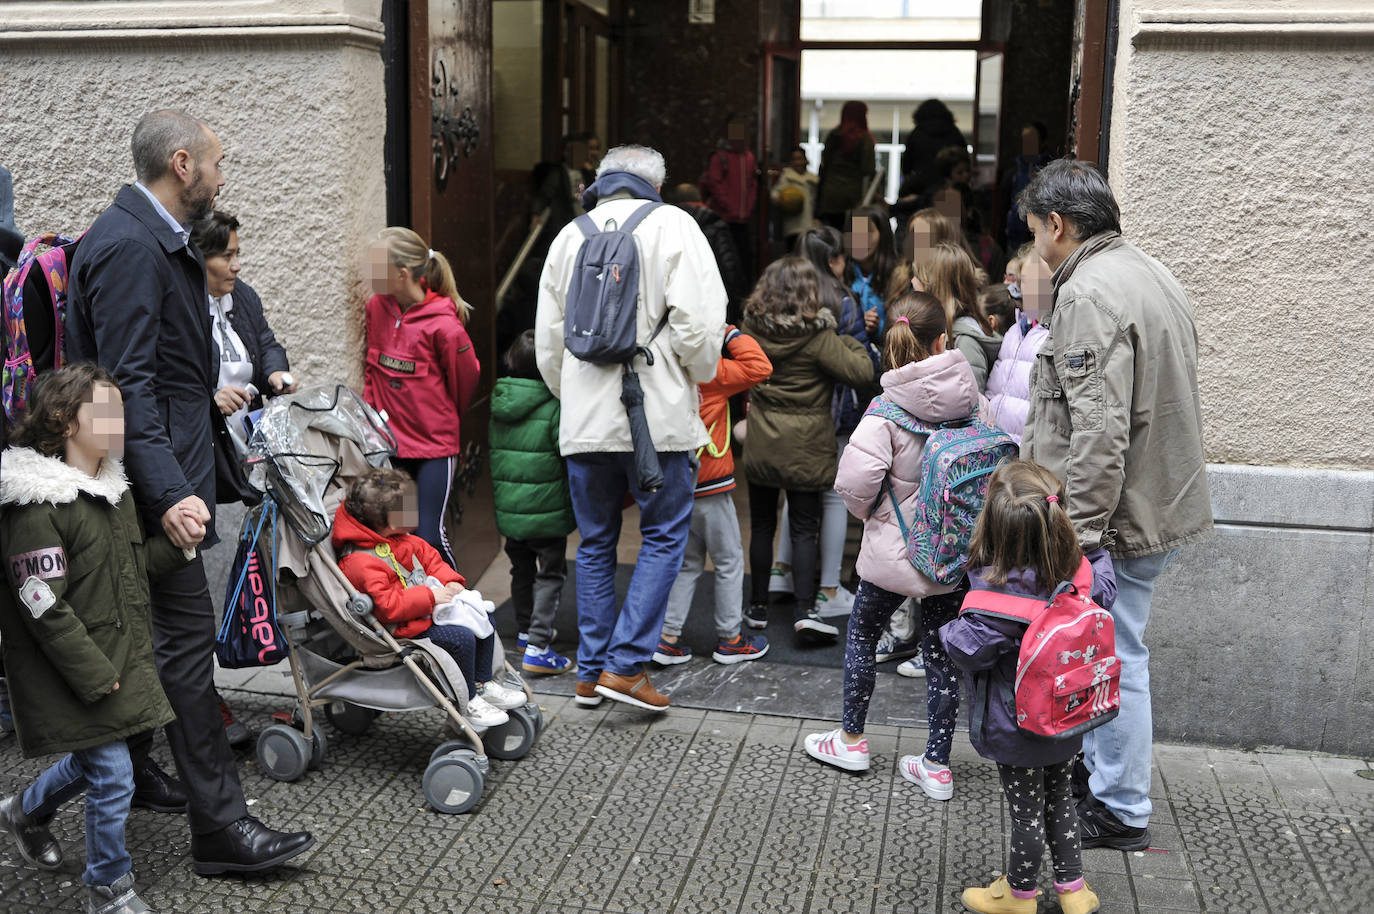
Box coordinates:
[181,170,217,223]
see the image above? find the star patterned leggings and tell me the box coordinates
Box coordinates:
[841,579,965,765]
[997,759,1083,891]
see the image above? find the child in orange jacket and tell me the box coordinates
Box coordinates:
[652,326,773,665]
[333,467,525,728]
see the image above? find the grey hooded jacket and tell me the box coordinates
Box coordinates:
[1021,231,1213,558]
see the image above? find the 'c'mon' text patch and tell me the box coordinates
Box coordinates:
[8,546,67,584]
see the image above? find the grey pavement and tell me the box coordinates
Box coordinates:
[2,658,1371,914]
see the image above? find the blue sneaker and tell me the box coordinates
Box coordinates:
[521,644,574,675]
[516,629,557,651]
[712,633,769,665]
[652,638,692,665]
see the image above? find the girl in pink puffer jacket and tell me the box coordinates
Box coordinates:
[801,290,983,803]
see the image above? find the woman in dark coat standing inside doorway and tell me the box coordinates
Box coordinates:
[817,101,876,229]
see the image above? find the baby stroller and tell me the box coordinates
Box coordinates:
[242,383,544,814]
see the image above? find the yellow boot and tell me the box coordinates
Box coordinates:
[1057,881,1100,914]
[960,875,1038,914]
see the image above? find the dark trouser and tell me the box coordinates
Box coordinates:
[420,624,494,699]
[748,484,821,617]
[127,558,248,835]
[392,455,459,569]
[918,583,968,765]
[841,579,907,734]
[504,536,567,650]
[998,759,1082,891]
[727,220,754,284]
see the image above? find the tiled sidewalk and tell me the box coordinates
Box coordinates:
[2,686,1371,914]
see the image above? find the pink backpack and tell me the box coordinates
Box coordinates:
[2,233,79,435]
[960,558,1120,740]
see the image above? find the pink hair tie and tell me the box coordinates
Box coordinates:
[894,316,909,325]
[1046,495,1059,504]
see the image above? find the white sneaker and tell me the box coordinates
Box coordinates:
[794,612,839,642]
[465,694,510,728]
[900,754,954,800]
[896,655,927,678]
[768,567,794,595]
[803,728,870,772]
[476,680,526,710]
[815,585,856,618]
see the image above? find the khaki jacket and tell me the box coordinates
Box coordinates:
[1021,232,1213,557]
[0,448,182,757]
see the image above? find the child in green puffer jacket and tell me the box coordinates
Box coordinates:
[490,330,576,674]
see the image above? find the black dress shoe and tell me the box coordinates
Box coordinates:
[131,758,187,813]
[0,793,63,870]
[191,816,315,875]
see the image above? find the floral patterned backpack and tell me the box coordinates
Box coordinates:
[864,394,1017,585]
[2,233,79,437]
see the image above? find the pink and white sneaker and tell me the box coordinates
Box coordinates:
[900,754,954,800]
[803,728,870,772]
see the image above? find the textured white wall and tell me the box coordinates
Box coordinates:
[1109,3,1374,468]
[0,9,386,389]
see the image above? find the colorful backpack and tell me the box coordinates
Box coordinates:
[961,558,1120,740]
[865,395,1017,585]
[2,233,79,433]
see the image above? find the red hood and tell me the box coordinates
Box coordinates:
[375,289,454,321]
[332,502,392,552]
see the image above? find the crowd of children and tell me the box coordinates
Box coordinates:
[2,197,1083,912]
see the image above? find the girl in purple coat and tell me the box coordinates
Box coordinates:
[939,461,1101,914]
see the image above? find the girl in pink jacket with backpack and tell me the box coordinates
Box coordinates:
[802,290,981,801]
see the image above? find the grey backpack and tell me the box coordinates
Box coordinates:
[563,202,664,364]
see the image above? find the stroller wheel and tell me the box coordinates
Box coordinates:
[526,702,546,735]
[257,724,311,782]
[484,706,537,760]
[429,737,479,767]
[307,724,328,771]
[324,701,377,736]
[423,750,484,814]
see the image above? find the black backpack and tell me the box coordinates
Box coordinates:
[563,202,664,364]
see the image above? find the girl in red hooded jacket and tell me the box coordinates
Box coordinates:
[363,227,481,569]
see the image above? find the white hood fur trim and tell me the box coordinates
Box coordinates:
[0,447,130,507]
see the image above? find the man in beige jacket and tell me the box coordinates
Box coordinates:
[536,144,726,713]
[1019,159,1213,851]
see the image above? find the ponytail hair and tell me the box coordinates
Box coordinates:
[376,226,472,323]
[882,290,946,371]
[966,460,1083,589]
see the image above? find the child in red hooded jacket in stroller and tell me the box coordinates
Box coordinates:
[333,467,525,728]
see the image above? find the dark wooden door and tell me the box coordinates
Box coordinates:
[409,0,500,578]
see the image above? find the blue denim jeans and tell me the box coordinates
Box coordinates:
[1083,549,1178,828]
[567,451,693,679]
[22,739,135,887]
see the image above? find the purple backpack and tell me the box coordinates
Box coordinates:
[3,233,79,434]
[865,395,1017,585]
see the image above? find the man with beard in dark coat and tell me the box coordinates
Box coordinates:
[65,109,314,877]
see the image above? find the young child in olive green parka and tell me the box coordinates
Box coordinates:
[490,330,576,675]
[0,363,193,914]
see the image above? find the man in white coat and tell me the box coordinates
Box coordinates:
[536,144,726,712]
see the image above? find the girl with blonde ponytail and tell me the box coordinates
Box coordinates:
[362,227,481,568]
